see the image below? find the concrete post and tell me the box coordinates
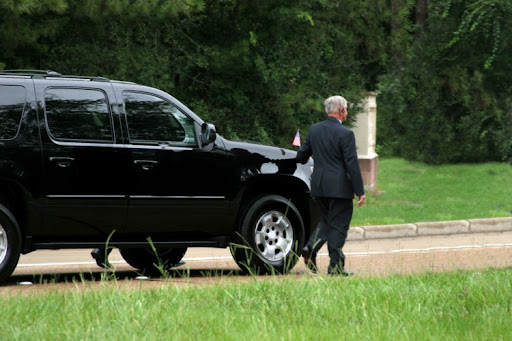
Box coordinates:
[353,92,378,189]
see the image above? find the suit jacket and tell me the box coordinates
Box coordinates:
[297,116,364,199]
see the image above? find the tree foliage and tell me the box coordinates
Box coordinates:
[0,0,67,68]
[1,0,511,162]
[378,0,512,163]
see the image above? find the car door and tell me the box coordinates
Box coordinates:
[0,78,45,237]
[119,89,236,239]
[37,81,129,238]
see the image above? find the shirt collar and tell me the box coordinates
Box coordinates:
[327,116,343,124]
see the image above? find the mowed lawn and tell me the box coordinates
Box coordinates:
[352,158,512,226]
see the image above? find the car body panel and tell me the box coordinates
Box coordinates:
[0,72,318,254]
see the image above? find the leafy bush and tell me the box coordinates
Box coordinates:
[378,0,512,163]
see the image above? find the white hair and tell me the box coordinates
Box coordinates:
[324,95,347,114]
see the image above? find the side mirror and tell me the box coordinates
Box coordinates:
[201,123,217,145]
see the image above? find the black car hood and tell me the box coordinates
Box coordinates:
[221,138,297,160]
[218,137,312,190]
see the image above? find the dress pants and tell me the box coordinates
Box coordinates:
[305,197,353,272]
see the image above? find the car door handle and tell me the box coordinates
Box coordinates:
[49,157,75,168]
[134,160,158,171]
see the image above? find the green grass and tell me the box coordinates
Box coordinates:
[352,158,512,226]
[2,269,512,340]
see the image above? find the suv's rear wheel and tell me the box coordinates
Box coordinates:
[120,247,187,273]
[231,195,304,274]
[0,204,21,283]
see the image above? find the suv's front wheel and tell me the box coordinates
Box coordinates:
[231,195,304,274]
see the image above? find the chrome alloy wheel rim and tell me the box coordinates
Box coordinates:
[254,210,293,262]
[0,225,7,265]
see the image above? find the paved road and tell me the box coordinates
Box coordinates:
[2,231,511,291]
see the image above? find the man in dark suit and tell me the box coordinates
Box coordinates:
[296,95,365,276]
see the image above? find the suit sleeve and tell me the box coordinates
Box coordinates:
[296,130,312,164]
[341,130,365,196]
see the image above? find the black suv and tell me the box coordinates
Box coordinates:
[0,70,317,282]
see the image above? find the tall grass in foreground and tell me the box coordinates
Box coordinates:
[2,268,511,340]
[352,158,512,226]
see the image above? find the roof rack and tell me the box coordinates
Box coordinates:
[0,69,110,82]
[60,75,110,82]
[1,69,62,76]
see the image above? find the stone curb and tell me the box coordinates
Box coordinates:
[347,217,512,241]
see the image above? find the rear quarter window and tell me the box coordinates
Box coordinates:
[0,85,26,140]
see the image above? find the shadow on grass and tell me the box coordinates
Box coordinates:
[3,267,247,287]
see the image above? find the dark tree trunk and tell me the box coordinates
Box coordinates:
[415,0,428,37]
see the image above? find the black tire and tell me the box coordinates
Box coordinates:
[0,204,21,283]
[120,247,187,273]
[231,195,305,275]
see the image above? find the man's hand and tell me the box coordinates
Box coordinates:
[357,194,366,207]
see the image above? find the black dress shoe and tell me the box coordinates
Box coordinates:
[301,246,311,258]
[328,268,354,277]
[341,269,354,277]
[301,246,317,273]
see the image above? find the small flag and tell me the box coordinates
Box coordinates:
[292,129,301,147]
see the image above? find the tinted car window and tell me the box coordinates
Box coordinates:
[45,88,113,142]
[0,85,26,140]
[123,91,197,146]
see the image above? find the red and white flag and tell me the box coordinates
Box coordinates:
[292,129,301,147]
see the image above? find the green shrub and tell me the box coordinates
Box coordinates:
[378,0,512,164]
